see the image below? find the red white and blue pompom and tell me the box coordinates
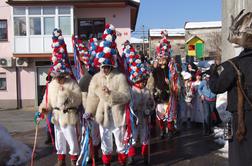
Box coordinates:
[93,24,118,68]
[50,28,73,77]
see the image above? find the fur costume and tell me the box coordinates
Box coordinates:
[39,78,82,127]
[86,69,130,128]
[37,28,81,164]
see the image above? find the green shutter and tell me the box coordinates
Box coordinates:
[196,43,204,59]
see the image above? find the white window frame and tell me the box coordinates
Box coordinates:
[12,6,74,53]
[0,73,7,91]
[12,6,74,37]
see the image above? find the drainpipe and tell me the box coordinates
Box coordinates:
[16,66,21,109]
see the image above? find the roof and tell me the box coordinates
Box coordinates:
[130,37,148,44]
[185,35,204,44]
[6,0,140,31]
[7,0,140,3]
[149,28,185,37]
[184,21,221,29]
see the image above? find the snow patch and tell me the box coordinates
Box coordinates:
[0,124,31,166]
[185,21,222,29]
[213,127,228,159]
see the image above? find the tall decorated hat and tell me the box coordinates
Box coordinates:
[50,28,73,78]
[122,40,150,84]
[93,24,118,68]
[156,30,172,59]
[72,35,98,71]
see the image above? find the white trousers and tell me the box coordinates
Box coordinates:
[91,121,101,146]
[99,125,126,155]
[132,118,149,145]
[54,124,79,155]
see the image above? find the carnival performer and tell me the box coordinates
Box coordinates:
[85,24,130,166]
[35,28,82,166]
[153,30,171,139]
[165,58,181,137]
[121,41,155,165]
[73,35,101,163]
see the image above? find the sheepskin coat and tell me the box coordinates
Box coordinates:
[85,69,130,128]
[131,86,155,124]
[39,78,82,126]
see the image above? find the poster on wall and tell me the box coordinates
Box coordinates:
[37,67,50,86]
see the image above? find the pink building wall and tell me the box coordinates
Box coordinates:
[0,0,18,108]
[75,7,132,54]
[0,0,13,58]
[19,66,36,101]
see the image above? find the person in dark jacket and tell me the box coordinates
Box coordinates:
[209,48,252,166]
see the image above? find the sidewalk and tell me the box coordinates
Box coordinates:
[0,107,53,164]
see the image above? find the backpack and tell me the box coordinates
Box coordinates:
[228,9,252,48]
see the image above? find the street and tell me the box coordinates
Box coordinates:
[0,108,228,166]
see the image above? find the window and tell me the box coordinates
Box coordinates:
[58,7,71,14]
[59,16,71,35]
[0,20,7,40]
[0,73,7,90]
[78,19,105,40]
[43,7,55,15]
[13,6,72,37]
[29,17,41,35]
[44,17,55,35]
[13,7,26,15]
[188,45,195,51]
[14,17,26,36]
[28,7,41,15]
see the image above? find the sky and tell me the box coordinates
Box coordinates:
[132,0,221,37]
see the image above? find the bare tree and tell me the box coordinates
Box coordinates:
[206,32,222,60]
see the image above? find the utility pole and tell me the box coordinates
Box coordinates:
[142,25,145,56]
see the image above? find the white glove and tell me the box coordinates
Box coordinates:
[83,112,92,120]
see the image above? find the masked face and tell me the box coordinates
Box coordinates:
[158,57,167,68]
[57,76,65,84]
[101,66,112,75]
[135,80,147,89]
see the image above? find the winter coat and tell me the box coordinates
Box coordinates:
[209,49,252,166]
[198,80,216,101]
[146,72,155,92]
[131,86,155,124]
[39,78,82,126]
[85,69,130,128]
[152,66,170,104]
[210,48,252,113]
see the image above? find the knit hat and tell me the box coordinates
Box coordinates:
[122,40,150,84]
[156,30,171,59]
[181,71,192,80]
[50,28,73,78]
[94,24,118,68]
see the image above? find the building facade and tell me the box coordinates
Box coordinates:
[0,0,140,109]
[222,0,252,61]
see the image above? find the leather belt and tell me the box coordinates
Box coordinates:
[53,107,77,113]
